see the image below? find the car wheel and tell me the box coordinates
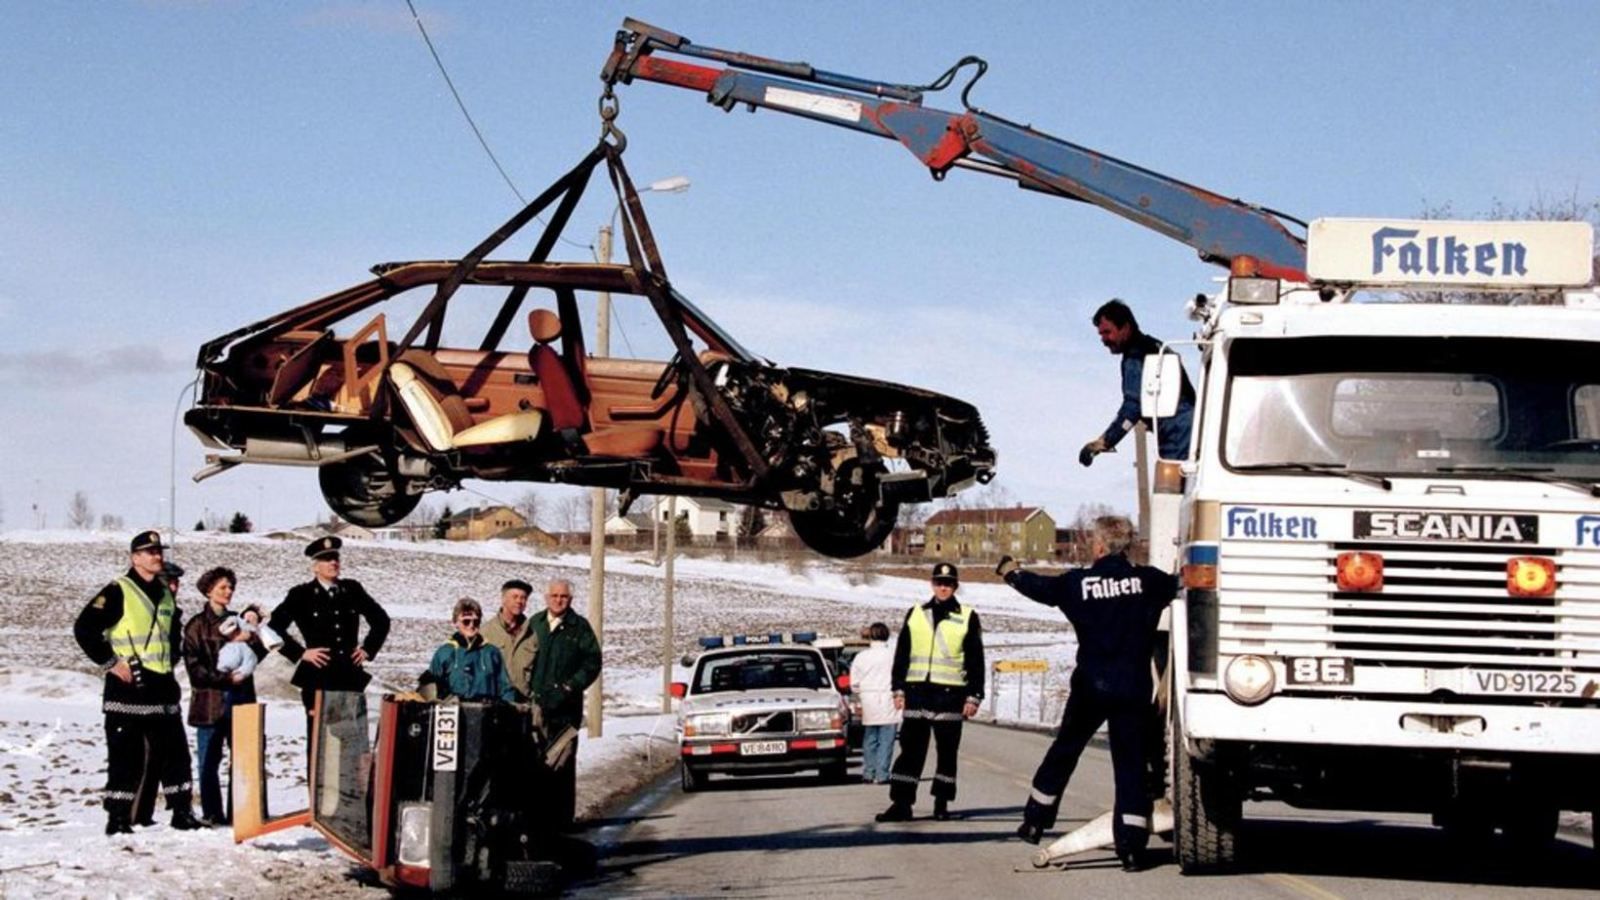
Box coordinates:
[789,459,899,558]
[680,762,701,793]
[318,452,421,527]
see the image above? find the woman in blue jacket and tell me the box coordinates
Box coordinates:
[421,598,515,703]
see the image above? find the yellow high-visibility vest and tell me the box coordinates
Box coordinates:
[905,604,970,686]
[107,576,176,675]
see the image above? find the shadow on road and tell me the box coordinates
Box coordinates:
[1230,817,1596,890]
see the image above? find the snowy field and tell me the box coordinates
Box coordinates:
[0,531,1072,898]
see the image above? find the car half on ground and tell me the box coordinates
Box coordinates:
[184,144,994,558]
[672,633,851,791]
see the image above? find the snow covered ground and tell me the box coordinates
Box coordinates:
[0,531,1069,898]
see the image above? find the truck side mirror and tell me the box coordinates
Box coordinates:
[1141,350,1183,420]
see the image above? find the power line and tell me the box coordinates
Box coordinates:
[404,0,593,253]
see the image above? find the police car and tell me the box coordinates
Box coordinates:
[672,633,850,791]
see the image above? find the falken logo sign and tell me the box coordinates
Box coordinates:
[1355,510,1537,543]
[1306,219,1594,288]
[1225,507,1319,540]
[1577,516,1600,547]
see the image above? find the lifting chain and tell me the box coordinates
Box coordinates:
[598,85,627,153]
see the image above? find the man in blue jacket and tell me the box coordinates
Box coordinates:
[996,516,1177,871]
[1080,299,1195,466]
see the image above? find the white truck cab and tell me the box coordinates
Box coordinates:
[1151,219,1600,871]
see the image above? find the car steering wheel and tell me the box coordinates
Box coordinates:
[650,350,686,400]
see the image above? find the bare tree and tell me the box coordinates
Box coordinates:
[514,489,543,529]
[553,492,590,537]
[99,513,125,530]
[67,491,94,530]
[1406,192,1600,305]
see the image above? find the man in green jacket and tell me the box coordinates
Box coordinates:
[529,578,601,828]
[482,579,538,703]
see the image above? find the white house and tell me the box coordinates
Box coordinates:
[648,495,739,543]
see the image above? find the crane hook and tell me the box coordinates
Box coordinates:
[599,86,627,152]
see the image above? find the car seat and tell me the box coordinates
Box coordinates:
[389,351,544,451]
[526,308,663,456]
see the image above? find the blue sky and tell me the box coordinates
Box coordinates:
[3,1,1597,534]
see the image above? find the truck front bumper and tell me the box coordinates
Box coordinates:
[1185,692,1600,755]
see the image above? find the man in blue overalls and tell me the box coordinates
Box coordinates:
[997,516,1177,871]
[1079,299,1195,466]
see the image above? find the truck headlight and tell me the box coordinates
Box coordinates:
[397,802,432,867]
[684,713,731,737]
[795,709,838,732]
[1223,654,1276,705]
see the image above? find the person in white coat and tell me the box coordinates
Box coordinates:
[851,622,901,784]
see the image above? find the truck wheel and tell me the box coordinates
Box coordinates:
[1172,739,1241,874]
[1502,802,1558,857]
[680,763,701,793]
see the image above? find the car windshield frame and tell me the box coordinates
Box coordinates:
[692,649,831,695]
[1221,336,1600,480]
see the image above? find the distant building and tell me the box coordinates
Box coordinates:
[924,506,1056,561]
[443,505,528,541]
[496,524,560,549]
[373,523,434,543]
[649,496,738,544]
[754,516,802,551]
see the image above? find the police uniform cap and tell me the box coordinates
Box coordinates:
[305,535,343,560]
[130,530,166,553]
[931,562,960,583]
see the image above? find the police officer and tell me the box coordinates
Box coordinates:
[876,562,985,823]
[268,536,391,737]
[997,515,1176,871]
[73,531,203,835]
[1079,299,1195,466]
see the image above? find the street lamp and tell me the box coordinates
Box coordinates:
[586,175,690,739]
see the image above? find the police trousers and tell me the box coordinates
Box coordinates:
[889,691,967,805]
[104,710,193,817]
[1023,678,1152,854]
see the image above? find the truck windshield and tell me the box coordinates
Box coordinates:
[1223,337,1600,480]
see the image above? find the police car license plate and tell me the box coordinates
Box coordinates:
[739,740,787,756]
[1464,669,1587,697]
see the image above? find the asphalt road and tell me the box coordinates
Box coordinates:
[569,722,1597,899]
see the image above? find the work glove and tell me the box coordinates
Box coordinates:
[1079,436,1109,467]
[995,555,1021,580]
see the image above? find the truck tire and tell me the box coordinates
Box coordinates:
[1172,738,1241,874]
[680,762,701,793]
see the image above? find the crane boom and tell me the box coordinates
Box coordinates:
[602,19,1308,280]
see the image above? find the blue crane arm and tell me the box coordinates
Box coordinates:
[602,19,1308,280]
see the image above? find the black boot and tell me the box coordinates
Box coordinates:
[105,813,134,836]
[1118,849,1146,872]
[1016,821,1044,844]
[875,803,914,822]
[932,799,952,821]
[170,808,205,831]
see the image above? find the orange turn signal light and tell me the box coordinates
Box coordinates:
[1182,564,1218,590]
[1336,551,1384,592]
[1507,557,1556,598]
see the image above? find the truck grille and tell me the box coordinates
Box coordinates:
[1217,540,1600,669]
[732,711,794,734]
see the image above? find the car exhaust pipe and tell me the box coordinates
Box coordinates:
[192,435,381,482]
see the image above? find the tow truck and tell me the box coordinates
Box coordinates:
[598,20,1600,871]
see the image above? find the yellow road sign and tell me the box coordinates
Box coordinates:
[995,659,1049,673]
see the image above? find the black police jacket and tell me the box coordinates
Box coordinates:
[268,578,390,691]
[1006,553,1177,697]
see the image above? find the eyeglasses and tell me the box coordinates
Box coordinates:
[547,593,572,599]
[458,617,480,626]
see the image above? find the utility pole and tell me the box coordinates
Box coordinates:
[585,222,614,739]
[661,496,677,713]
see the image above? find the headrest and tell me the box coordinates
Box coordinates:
[528,308,562,344]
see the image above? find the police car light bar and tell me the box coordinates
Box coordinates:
[697,631,818,649]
